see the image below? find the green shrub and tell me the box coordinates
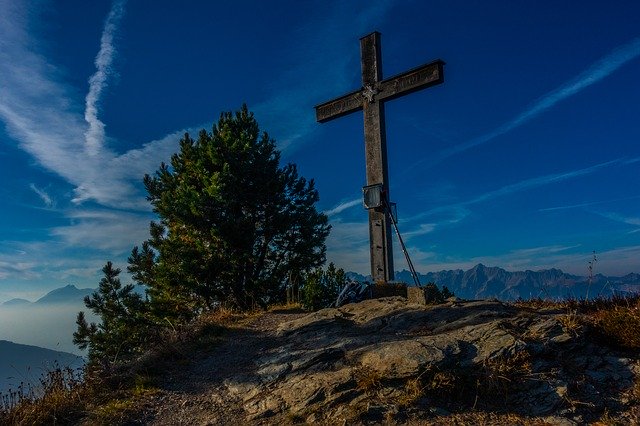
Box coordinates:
[301,263,346,311]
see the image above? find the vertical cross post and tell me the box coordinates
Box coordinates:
[360,33,394,282]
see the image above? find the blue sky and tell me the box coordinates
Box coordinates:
[1,0,639,302]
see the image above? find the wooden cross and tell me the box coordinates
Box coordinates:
[315,31,444,283]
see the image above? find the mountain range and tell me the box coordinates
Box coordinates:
[348,264,640,300]
[0,340,84,395]
[0,285,97,357]
[0,284,94,307]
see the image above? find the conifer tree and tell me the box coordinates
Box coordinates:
[129,105,330,315]
[73,262,148,365]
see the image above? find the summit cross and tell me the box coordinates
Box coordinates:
[315,31,444,283]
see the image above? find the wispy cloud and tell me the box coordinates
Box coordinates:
[0,238,113,292]
[407,157,635,227]
[454,158,623,212]
[410,36,640,170]
[84,0,126,156]
[539,194,640,212]
[29,183,54,208]
[466,158,625,205]
[0,1,191,294]
[324,219,370,274]
[595,211,640,228]
[402,223,436,238]
[0,1,189,209]
[51,208,153,251]
[324,198,361,216]
[0,260,40,281]
[323,158,635,272]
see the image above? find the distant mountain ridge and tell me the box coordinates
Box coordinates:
[0,285,94,307]
[34,284,94,305]
[347,264,640,300]
[0,285,97,355]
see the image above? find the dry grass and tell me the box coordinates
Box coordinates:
[557,309,582,334]
[633,372,640,401]
[1,364,90,425]
[426,412,556,425]
[268,302,306,314]
[477,351,533,401]
[591,304,640,350]
[393,350,535,413]
[397,368,458,407]
[354,366,383,393]
[516,294,640,351]
[515,294,640,314]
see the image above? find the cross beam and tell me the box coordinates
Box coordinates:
[315,32,444,283]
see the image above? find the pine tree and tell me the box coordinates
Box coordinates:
[73,262,149,365]
[129,105,331,316]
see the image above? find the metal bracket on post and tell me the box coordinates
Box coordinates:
[363,184,420,286]
[362,183,384,210]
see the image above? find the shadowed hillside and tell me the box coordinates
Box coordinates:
[4,296,637,425]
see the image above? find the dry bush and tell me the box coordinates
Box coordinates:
[354,366,383,393]
[558,309,583,334]
[398,367,458,407]
[590,304,640,350]
[476,350,533,402]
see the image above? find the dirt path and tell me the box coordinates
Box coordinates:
[135,310,307,425]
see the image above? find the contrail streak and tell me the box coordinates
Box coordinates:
[84,0,126,156]
[324,198,361,216]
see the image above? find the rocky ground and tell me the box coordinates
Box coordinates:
[125,298,640,425]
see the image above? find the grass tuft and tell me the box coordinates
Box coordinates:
[591,304,640,350]
[354,366,383,393]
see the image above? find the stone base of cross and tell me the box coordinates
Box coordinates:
[315,32,444,283]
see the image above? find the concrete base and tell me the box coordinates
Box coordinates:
[371,281,407,299]
[407,286,428,305]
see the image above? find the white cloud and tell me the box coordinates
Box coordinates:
[29,183,54,208]
[595,211,640,230]
[84,0,126,156]
[325,219,370,274]
[0,1,189,210]
[0,260,40,280]
[539,194,640,212]
[324,198,361,216]
[402,223,436,239]
[466,158,628,205]
[51,208,153,251]
[410,158,634,223]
